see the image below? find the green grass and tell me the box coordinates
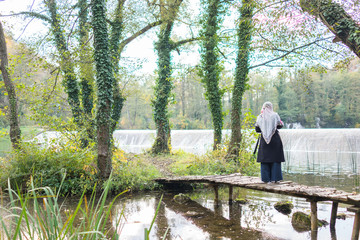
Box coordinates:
[0,126,42,156]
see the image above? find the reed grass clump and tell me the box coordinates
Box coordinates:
[0,173,127,239]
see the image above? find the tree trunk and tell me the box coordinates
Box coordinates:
[151,0,183,154]
[91,0,115,179]
[0,21,21,150]
[46,0,82,124]
[78,0,95,147]
[200,0,224,150]
[227,0,253,159]
[300,0,360,58]
[152,24,173,154]
[109,0,126,132]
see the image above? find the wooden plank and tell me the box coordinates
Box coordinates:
[153,173,360,206]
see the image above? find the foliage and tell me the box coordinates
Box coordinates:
[144,194,169,240]
[170,112,260,176]
[0,174,127,239]
[0,21,21,150]
[110,150,162,192]
[243,62,360,128]
[0,126,42,157]
[199,0,226,150]
[0,141,97,196]
[171,151,238,176]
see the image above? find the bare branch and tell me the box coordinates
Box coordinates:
[118,20,163,53]
[44,67,61,103]
[0,11,51,22]
[252,0,289,16]
[249,37,332,69]
[172,36,201,49]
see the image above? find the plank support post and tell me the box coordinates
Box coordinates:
[213,185,219,206]
[229,185,233,204]
[307,199,318,232]
[330,201,338,229]
[347,206,360,240]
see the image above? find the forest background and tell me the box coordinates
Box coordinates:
[1,0,359,134]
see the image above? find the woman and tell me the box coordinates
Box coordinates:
[255,102,285,183]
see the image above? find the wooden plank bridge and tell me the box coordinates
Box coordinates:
[154,173,360,239]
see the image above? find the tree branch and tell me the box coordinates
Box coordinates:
[249,37,331,69]
[171,36,201,49]
[118,20,163,54]
[0,11,51,22]
[300,0,360,58]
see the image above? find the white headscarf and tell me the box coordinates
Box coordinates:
[255,102,283,144]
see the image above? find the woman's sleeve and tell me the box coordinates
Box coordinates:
[255,126,261,133]
[277,114,284,129]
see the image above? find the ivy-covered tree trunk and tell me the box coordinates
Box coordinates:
[200,0,224,150]
[151,0,183,154]
[227,0,253,159]
[78,0,94,118]
[0,21,21,150]
[300,0,360,58]
[152,26,172,154]
[78,0,95,146]
[46,0,82,123]
[109,0,126,132]
[91,0,115,179]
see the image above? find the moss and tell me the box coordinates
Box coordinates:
[291,211,311,232]
[274,201,294,215]
[291,211,328,232]
[173,193,191,204]
[336,213,346,220]
[234,197,249,204]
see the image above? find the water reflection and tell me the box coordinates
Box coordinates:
[283,172,360,193]
[114,186,355,240]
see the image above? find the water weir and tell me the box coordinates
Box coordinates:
[33,129,360,175]
[113,129,360,175]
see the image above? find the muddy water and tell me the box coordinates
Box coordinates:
[115,174,357,240]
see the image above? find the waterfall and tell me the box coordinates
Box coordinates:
[113,129,360,175]
[280,129,360,175]
[31,129,360,175]
[113,129,231,155]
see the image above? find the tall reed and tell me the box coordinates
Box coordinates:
[0,172,127,239]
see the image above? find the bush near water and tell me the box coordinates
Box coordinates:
[0,127,259,196]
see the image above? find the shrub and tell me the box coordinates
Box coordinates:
[110,149,162,192]
[1,141,97,196]
[170,134,260,177]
